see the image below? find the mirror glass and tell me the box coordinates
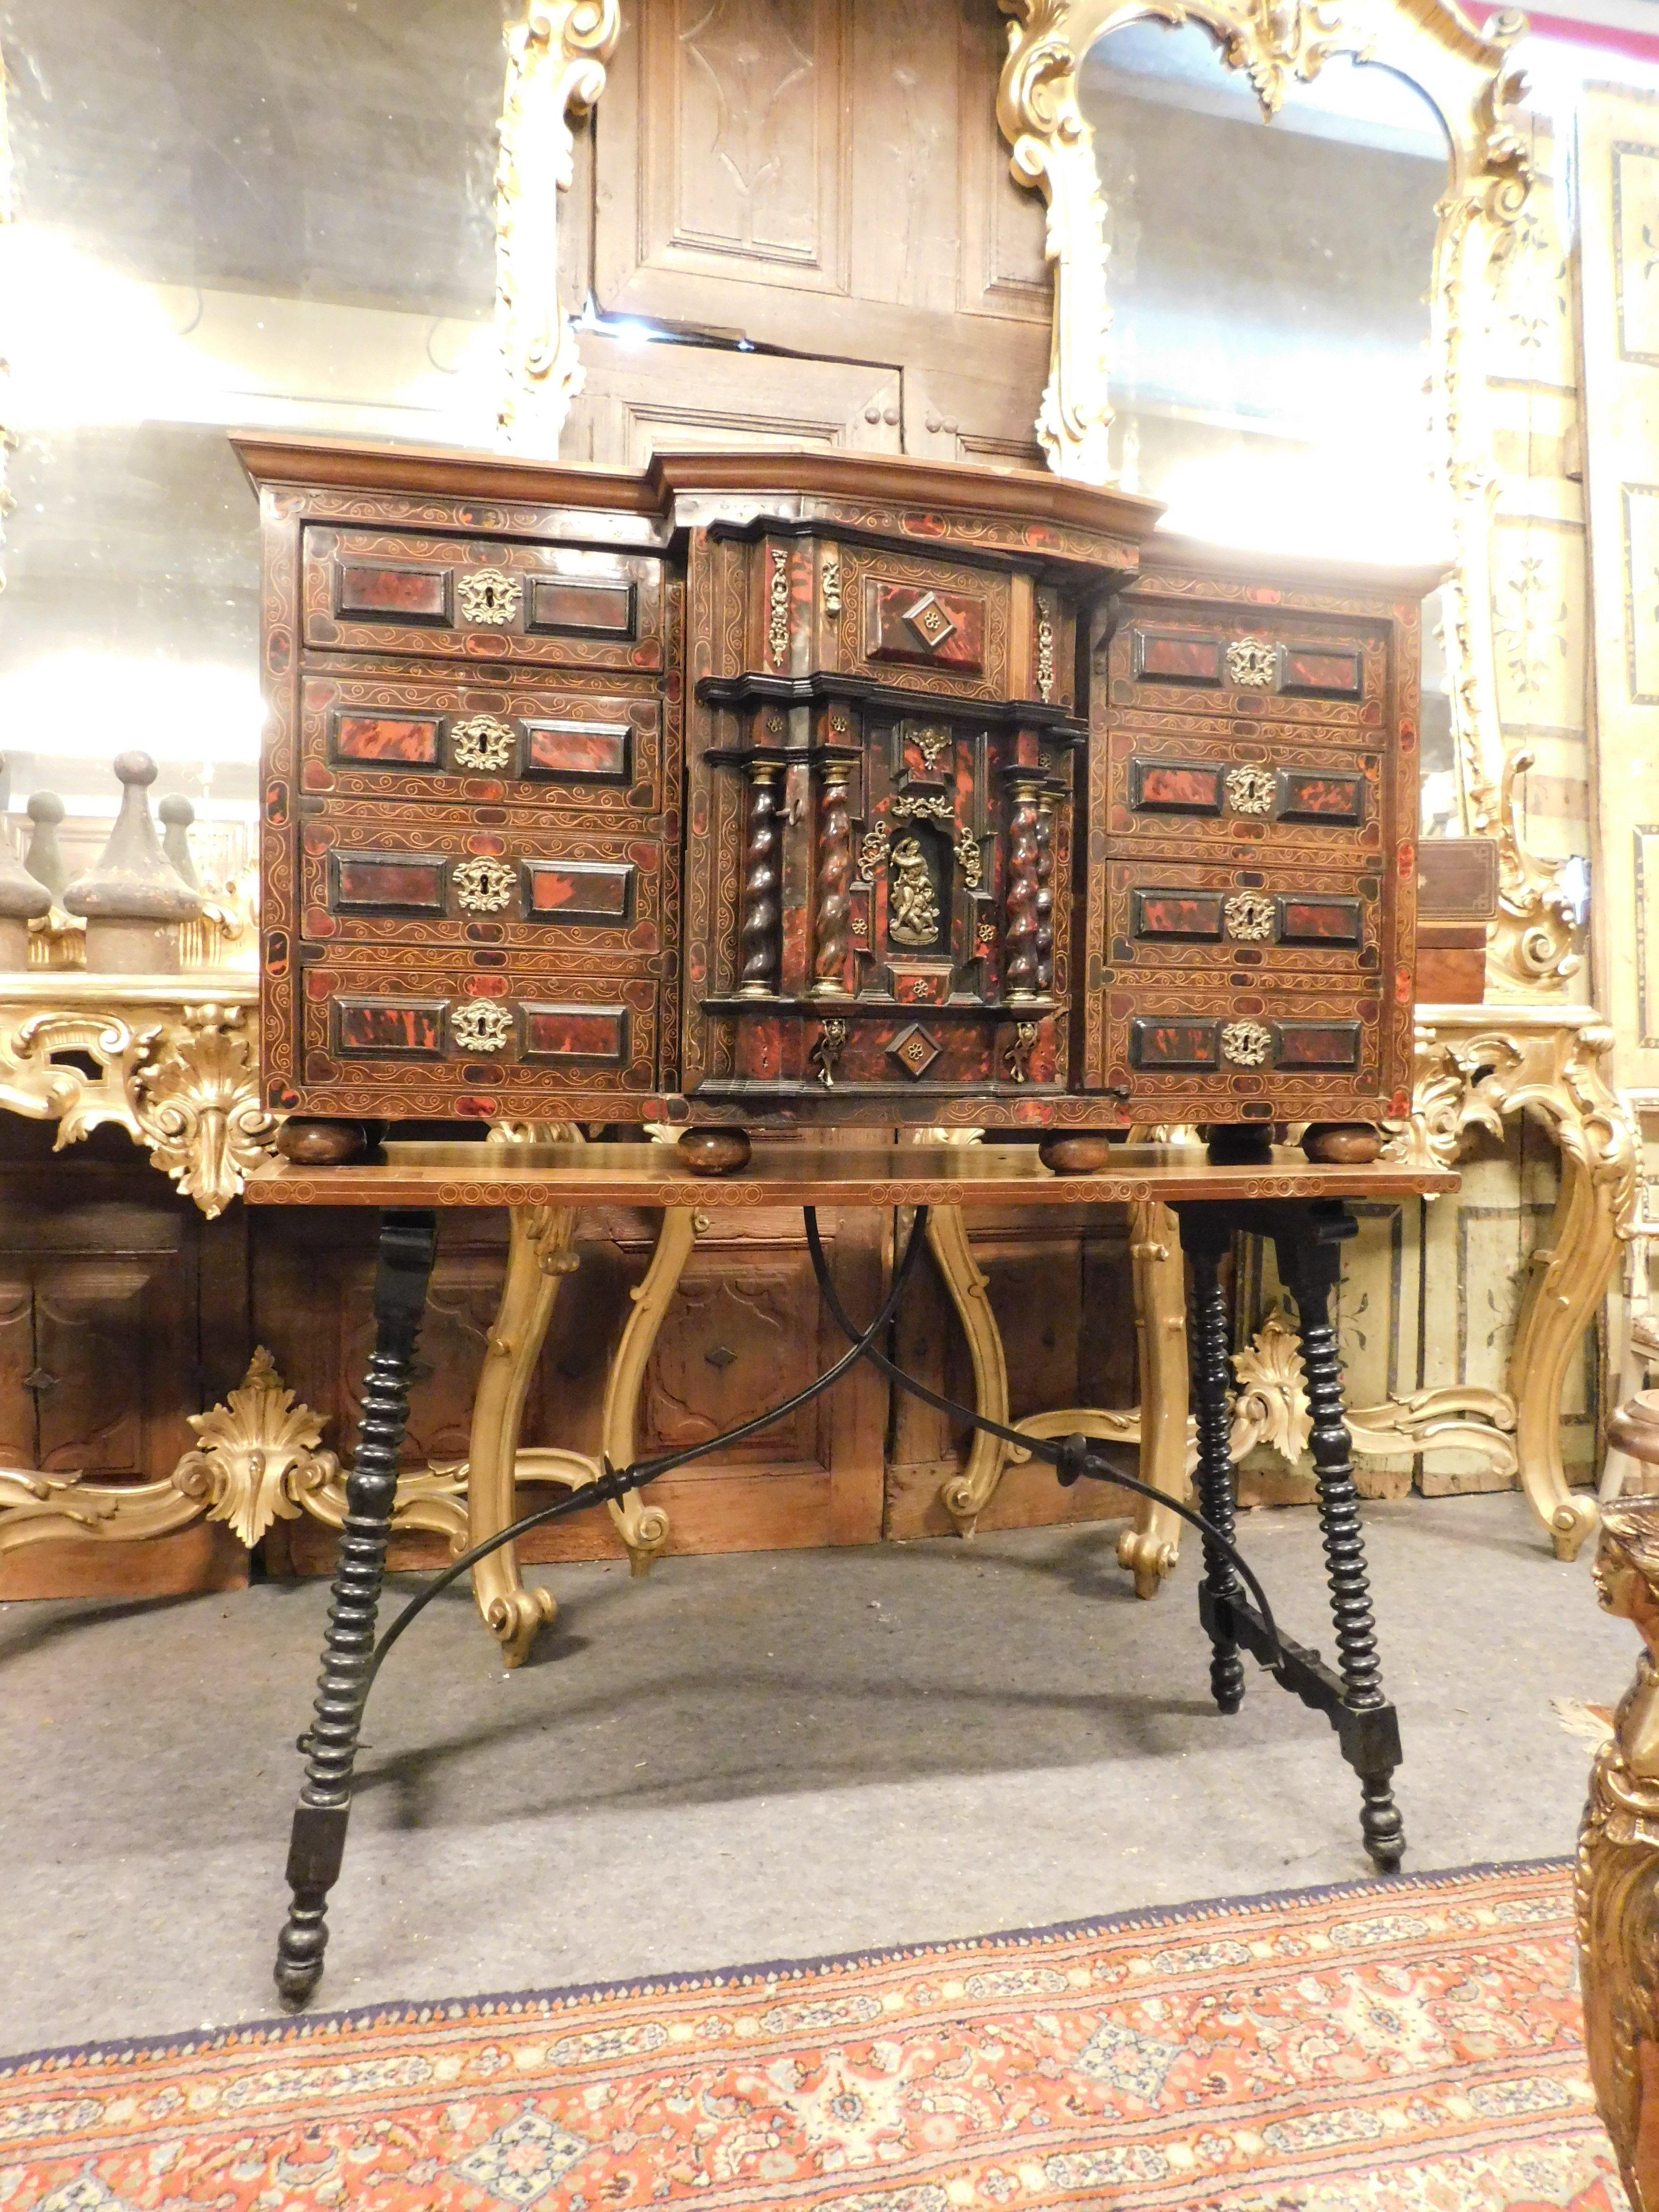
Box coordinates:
[1078,20,1455,830]
[0,0,510,882]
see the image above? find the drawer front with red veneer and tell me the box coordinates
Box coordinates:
[301,526,665,672]
[297,805,669,962]
[1108,603,1390,737]
[1106,727,1390,865]
[297,670,668,819]
[1105,860,1389,985]
[296,952,664,1107]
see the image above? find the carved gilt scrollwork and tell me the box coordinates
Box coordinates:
[0,979,273,1219]
[1387,1004,1639,1560]
[495,0,622,454]
[0,1348,467,1570]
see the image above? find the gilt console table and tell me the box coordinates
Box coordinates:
[248,1139,1457,2006]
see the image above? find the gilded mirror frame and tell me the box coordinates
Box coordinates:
[992,0,1576,998]
[492,0,1578,998]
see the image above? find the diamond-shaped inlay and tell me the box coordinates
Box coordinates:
[887,1022,942,1080]
[901,591,961,655]
[452,2105,592,2206]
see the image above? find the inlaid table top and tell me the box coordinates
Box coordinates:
[244,1141,1459,1212]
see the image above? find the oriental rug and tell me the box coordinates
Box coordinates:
[0,1861,1626,2212]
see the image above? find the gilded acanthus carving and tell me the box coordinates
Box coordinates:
[0,1349,467,1567]
[0,978,273,1219]
[495,0,622,455]
[132,1002,275,1218]
[171,1347,340,1549]
[1484,742,1586,998]
[1578,1498,1659,2212]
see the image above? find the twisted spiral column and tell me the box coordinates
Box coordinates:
[1186,1217,1244,1714]
[276,1208,438,2005]
[1276,1207,1405,1870]
[1033,798,1055,996]
[811,762,853,998]
[738,761,782,997]
[1003,773,1043,1002]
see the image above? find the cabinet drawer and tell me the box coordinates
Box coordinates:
[302,526,665,671]
[1106,729,1386,861]
[298,954,661,1099]
[298,672,665,817]
[1109,607,1389,736]
[298,807,667,958]
[1090,980,1407,1118]
[1106,860,1382,981]
[824,544,1011,703]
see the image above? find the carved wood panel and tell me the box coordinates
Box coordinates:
[570,337,903,466]
[0,1271,33,1468]
[885,1215,1138,1538]
[589,0,1049,442]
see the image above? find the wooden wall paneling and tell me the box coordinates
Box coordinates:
[572,335,904,465]
[901,368,1048,472]
[0,1262,34,1469]
[0,1135,248,1600]
[261,1194,889,1576]
[595,0,850,314]
[257,1208,512,1576]
[884,1206,1139,1538]
[589,0,1049,418]
[953,0,1052,326]
[847,0,962,316]
[1580,85,1659,1103]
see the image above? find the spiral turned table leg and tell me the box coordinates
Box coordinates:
[1274,1204,1406,1873]
[275,1207,438,2007]
[1186,1214,1245,1715]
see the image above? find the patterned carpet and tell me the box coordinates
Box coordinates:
[0,1862,1626,2211]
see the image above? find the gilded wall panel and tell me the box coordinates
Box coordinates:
[1582,84,1659,1105]
[1417,1125,1594,1490]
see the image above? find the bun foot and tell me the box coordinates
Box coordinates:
[276,1118,367,1165]
[679,1127,751,1175]
[1301,1121,1382,1165]
[1039,1132,1116,1174]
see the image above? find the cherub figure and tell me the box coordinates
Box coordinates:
[888,835,939,949]
[1578,1500,1659,2211]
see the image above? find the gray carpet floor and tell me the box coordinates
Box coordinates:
[0,1490,1631,2057]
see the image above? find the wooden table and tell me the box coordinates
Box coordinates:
[248,1141,1458,2007]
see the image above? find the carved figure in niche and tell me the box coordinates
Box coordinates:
[889,835,940,949]
[1578,1498,1659,2212]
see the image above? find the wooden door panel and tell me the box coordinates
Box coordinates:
[953,0,1051,324]
[254,1214,509,1473]
[591,0,1051,398]
[598,0,848,303]
[0,1272,34,1466]
[902,365,1047,471]
[574,336,902,464]
[639,1246,830,1472]
[33,1256,197,1479]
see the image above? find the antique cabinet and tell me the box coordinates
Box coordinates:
[240,437,1423,1134]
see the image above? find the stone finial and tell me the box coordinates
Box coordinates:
[23,791,68,903]
[0,759,51,971]
[158,793,201,890]
[65,754,202,921]
[63,752,201,974]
